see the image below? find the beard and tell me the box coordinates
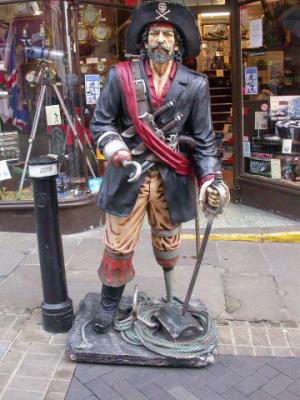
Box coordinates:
[147,44,175,64]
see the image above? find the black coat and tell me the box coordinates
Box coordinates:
[90,61,219,224]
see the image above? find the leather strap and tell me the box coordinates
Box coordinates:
[131,60,148,118]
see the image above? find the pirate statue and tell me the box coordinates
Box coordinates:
[90,0,229,334]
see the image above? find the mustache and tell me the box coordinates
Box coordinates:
[149,43,170,52]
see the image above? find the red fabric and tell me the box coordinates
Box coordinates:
[144,60,176,110]
[155,255,179,269]
[116,61,192,176]
[98,250,135,287]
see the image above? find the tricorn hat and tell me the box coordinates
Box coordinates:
[126,0,201,59]
[280,5,300,38]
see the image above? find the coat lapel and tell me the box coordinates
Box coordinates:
[163,62,190,105]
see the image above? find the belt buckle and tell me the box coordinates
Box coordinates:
[134,79,146,94]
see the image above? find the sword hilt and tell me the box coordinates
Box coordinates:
[207,172,227,215]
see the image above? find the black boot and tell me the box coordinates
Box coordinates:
[93,284,125,333]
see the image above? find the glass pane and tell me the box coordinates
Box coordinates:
[240,0,300,186]
[0,1,95,202]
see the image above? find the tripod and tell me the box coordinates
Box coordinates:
[18,61,96,197]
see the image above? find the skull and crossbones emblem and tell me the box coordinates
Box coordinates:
[155,3,170,20]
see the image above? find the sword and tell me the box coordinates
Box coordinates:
[182,172,227,315]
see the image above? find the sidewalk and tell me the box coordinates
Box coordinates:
[0,203,300,400]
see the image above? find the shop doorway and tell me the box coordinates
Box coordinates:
[189,10,233,189]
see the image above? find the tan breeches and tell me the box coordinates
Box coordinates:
[105,172,181,263]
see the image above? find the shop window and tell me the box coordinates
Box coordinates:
[240,0,300,186]
[0,1,131,204]
[0,1,92,202]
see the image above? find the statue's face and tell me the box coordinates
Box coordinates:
[145,22,178,64]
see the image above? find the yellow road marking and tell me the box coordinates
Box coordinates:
[181,232,300,243]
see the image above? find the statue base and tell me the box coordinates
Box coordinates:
[66,292,215,368]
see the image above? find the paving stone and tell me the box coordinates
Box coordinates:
[216,344,236,355]
[0,373,9,389]
[268,328,288,347]
[113,379,149,400]
[193,385,225,400]
[139,382,176,400]
[273,347,293,357]
[268,358,300,379]
[1,389,44,400]
[0,351,24,374]
[66,377,93,400]
[8,376,49,392]
[276,390,300,400]
[168,385,199,400]
[75,364,115,384]
[47,379,71,394]
[86,377,124,400]
[286,330,300,347]
[0,315,17,337]
[44,393,67,400]
[155,369,189,390]
[236,346,254,356]
[222,387,249,400]
[251,328,270,346]
[232,326,252,346]
[234,372,270,395]
[126,367,163,388]
[257,365,279,379]
[218,356,256,378]
[262,374,294,396]
[179,370,216,393]
[101,365,140,385]
[0,340,10,359]
[217,326,232,345]
[28,343,65,355]
[207,361,231,378]
[254,347,273,356]
[1,315,29,341]
[208,371,244,394]
[249,389,279,400]
[287,378,300,396]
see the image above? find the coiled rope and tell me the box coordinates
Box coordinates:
[114,292,218,360]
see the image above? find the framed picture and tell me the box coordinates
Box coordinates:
[202,24,229,41]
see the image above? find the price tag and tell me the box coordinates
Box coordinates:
[86,57,98,64]
[243,141,251,157]
[45,105,61,126]
[271,159,281,179]
[282,139,292,154]
[0,160,11,181]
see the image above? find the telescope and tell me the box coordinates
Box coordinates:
[24,46,65,62]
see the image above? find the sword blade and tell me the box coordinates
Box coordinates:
[182,213,214,315]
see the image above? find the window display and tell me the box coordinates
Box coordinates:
[0,1,132,206]
[240,0,300,185]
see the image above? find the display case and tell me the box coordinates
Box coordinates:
[0,0,132,232]
[240,0,300,186]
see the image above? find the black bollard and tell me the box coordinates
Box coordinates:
[29,156,73,332]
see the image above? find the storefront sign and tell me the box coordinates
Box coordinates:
[45,105,62,126]
[270,159,281,179]
[0,160,11,181]
[85,74,101,105]
[270,96,300,120]
[245,67,258,95]
[255,112,268,130]
[249,19,263,48]
[282,139,292,154]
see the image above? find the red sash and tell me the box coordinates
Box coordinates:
[115,61,192,176]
